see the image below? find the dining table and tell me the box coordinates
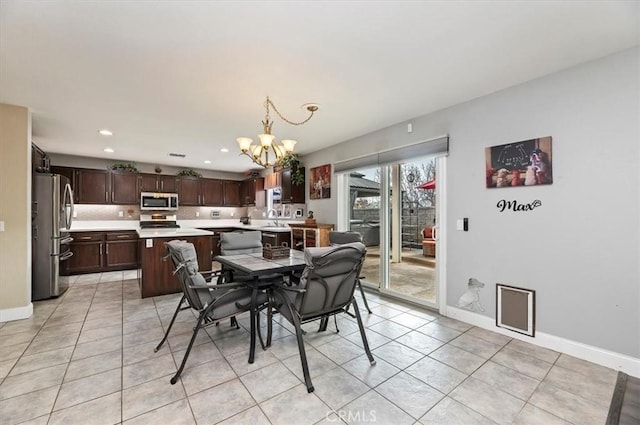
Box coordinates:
[214,250,307,363]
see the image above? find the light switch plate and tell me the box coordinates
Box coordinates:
[0,221,4,232]
[456,219,464,231]
[145,239,153,248]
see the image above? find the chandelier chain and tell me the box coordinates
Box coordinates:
[266,97,315,126]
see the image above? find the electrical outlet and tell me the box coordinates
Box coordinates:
[0,221,4,232]
[118,211,124,218]
[145,239,153,248]
[230,212,234,217]
[73,210,78,218]
[195,211,199,217]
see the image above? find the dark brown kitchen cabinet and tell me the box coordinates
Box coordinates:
[111,172,139,204]
[223,181,242,206]
[76,168,111,204]
[63,232,104,274]
[264,172,281,190]
[242,177,265,207]
[105,232,139,269]
[281,167,305,204]
[201,178,224,206]
[63,231,139,275]
[139,173,178,193]
[139,173,159,192]
[158,175,177,193]
[178,177,200,206]
[50,166,75,191]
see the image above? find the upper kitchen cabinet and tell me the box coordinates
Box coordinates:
[111,172,139,204]
[50,166,75,191]
[139,173,178,193]
[264,172,281,190]
[223,180,242,206]
[178,177,200,206]
[281,167,305,204]
[242,177,265,207]
[76,168,111,204]
[201,178,223,206]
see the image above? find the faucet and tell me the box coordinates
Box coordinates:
[266,209,279,227]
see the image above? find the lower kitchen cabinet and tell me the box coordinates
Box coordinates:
[64,232,104,274]
[105,232,139,269]
[63,231,139,275]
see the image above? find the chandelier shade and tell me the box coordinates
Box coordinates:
[237,97,317,168]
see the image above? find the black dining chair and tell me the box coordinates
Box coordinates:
[267,242,376,393]
[158,240,268,384]
[329,231,373,314]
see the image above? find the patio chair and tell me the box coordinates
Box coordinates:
[160,239,268,384]
[154,241,225,354]
[329,231,372,314]
[219,230,288,285]
[267,242,376,393]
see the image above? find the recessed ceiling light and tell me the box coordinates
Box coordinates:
[103,147,114,153]
[99,129,113,136]
[220,148,229,153]
[204,160,211,164]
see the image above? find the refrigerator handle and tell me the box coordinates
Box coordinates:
[64,183,74,230]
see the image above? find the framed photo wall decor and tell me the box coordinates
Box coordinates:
[485,136,553,188]
[309,164,331,199]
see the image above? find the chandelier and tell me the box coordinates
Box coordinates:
[237,96,318,168]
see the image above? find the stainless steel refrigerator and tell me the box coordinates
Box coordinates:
[32,173,74,300]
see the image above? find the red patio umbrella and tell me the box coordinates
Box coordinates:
[417,180,436,190]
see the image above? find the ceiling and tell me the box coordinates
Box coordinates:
[1,1,638,173]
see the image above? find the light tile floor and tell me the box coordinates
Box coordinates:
[0,272,618,425]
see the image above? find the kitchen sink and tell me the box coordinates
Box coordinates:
[259,226,290,231]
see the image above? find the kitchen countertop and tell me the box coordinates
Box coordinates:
[67,219,300,234]
[137,228,214,238]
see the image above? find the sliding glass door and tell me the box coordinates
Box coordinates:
[342,156,442,309]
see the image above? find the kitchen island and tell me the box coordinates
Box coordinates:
[137,228,213,298]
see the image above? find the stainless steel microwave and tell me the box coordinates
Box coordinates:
[140,192,179,211]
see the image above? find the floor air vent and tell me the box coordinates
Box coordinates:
[496,284,535,337]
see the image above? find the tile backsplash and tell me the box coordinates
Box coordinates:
[73,204,140,220]
[72,204,247,221]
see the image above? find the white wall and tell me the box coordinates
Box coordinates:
[303,48,639,358]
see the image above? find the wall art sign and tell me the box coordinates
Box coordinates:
[309,164,331,199]
[485,136,552,188]
[497,199,542,212]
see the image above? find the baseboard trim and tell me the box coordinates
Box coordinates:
[0,303,33,322]
[447,306,640,378]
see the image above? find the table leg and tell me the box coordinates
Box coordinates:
[248,278,258,364]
